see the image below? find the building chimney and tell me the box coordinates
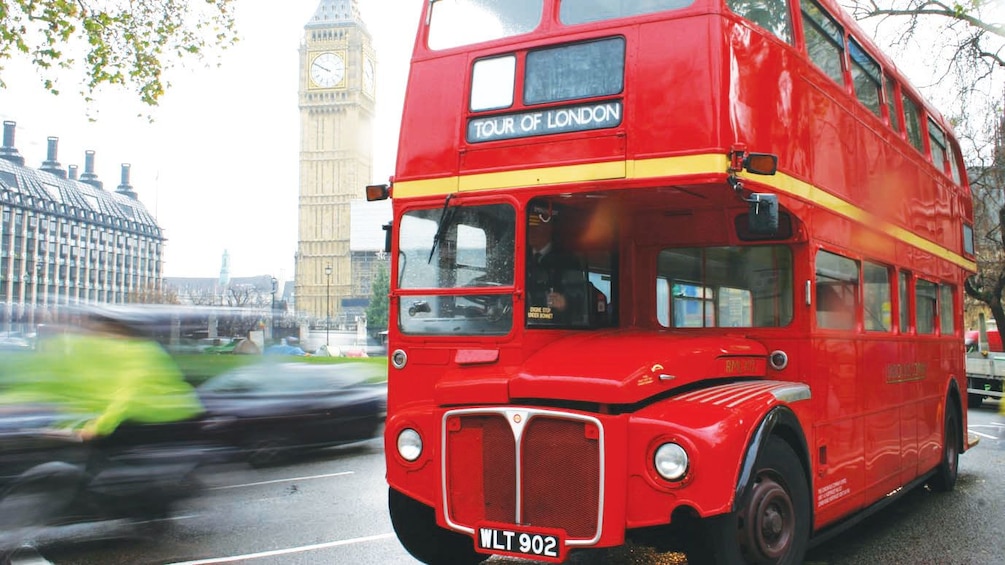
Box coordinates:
[79,150,102,189]
[0,121,25,166]
[116,163,137,199]
[68,164,78,180]
[39,137,67,178]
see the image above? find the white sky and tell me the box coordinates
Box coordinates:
[0,0,424,282]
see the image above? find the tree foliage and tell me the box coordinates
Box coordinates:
[365,264,389,336]
[0,0,239,106]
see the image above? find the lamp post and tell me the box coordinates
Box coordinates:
[324,264,332,347]
[270,277,278,341]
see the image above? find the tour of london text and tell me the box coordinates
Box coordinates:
[467,101,623,143]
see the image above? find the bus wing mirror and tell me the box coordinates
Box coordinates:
[366,183,390,201]
[748,193,779,235]
[382,222,392,253]
[744,153,778,175]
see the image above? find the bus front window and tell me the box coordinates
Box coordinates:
[398,203,515,336]
[428,0,544,51]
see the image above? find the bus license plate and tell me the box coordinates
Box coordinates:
[476,523,564,562]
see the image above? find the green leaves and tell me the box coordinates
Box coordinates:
[0,0,238,106]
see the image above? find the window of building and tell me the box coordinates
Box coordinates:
[802,0,845,85]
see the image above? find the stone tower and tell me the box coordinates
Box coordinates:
[295,0,376,323]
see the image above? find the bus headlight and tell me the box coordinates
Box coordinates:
[654,442,689,481]
[397,428,422,462]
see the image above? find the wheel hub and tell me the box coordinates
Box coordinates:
[740,476,795,562]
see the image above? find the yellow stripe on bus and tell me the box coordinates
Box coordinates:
[391,154,976,272]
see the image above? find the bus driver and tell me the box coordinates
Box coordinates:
[526,205,586,324]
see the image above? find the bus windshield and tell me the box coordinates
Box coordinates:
[398,203,515,336]
[559,0,696,25]
[428,0,544,51]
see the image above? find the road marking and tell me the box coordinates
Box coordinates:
[165,533,396,564]
[208,471,354,490]
[969,429,1000,440]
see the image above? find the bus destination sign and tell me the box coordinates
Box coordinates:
[467,100,623,143]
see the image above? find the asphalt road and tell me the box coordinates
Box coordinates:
[16,401,1005,565]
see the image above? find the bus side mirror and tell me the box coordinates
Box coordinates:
[382,222,392,253]
[744,153,778,175]
[366,184,390,201]
[748,193,779,234]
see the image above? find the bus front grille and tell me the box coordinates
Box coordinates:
[443,409,603,541]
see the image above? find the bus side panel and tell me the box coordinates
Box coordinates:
[810,335,866,528]
[397,55,466,181]
[723,19,809,181]
[861,337,905,503]
[631,16,722,159]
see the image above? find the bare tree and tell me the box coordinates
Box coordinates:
[964,116,1005,330]
[844,1,1005,328]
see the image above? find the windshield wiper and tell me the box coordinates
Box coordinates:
[428,193,457,264]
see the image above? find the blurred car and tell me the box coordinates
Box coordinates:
[197,362,386,466]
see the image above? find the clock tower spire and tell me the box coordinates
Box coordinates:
[295,0,376,325]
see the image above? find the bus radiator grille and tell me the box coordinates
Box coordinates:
[444,411,601,540]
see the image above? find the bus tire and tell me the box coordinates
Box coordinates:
[688,437,809,565]
[388,487,483,565]
[967,393,983,409]
[928,401,961,492]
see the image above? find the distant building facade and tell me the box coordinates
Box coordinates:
[0,121,164,331]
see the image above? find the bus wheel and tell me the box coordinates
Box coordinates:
[388,487,483,565]
[928,401,961,492]
[967,393,983,409]
[688,437,809,565]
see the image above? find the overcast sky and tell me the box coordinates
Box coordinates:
[0,0,423,283]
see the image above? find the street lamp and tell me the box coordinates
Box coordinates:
[270,277,278,341]
[324,264,332,347]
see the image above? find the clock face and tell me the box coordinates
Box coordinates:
[310,52,345,88]
[363,57,375,95]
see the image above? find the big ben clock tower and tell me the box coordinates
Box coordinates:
[296,0,376,324]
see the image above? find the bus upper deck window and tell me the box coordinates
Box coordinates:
[427,0,543,51]
[560,0,695,25]
[726,0,792,44]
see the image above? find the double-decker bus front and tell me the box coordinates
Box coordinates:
[376,1,974,564]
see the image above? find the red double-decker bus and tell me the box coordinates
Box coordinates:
[368,1,978,563]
